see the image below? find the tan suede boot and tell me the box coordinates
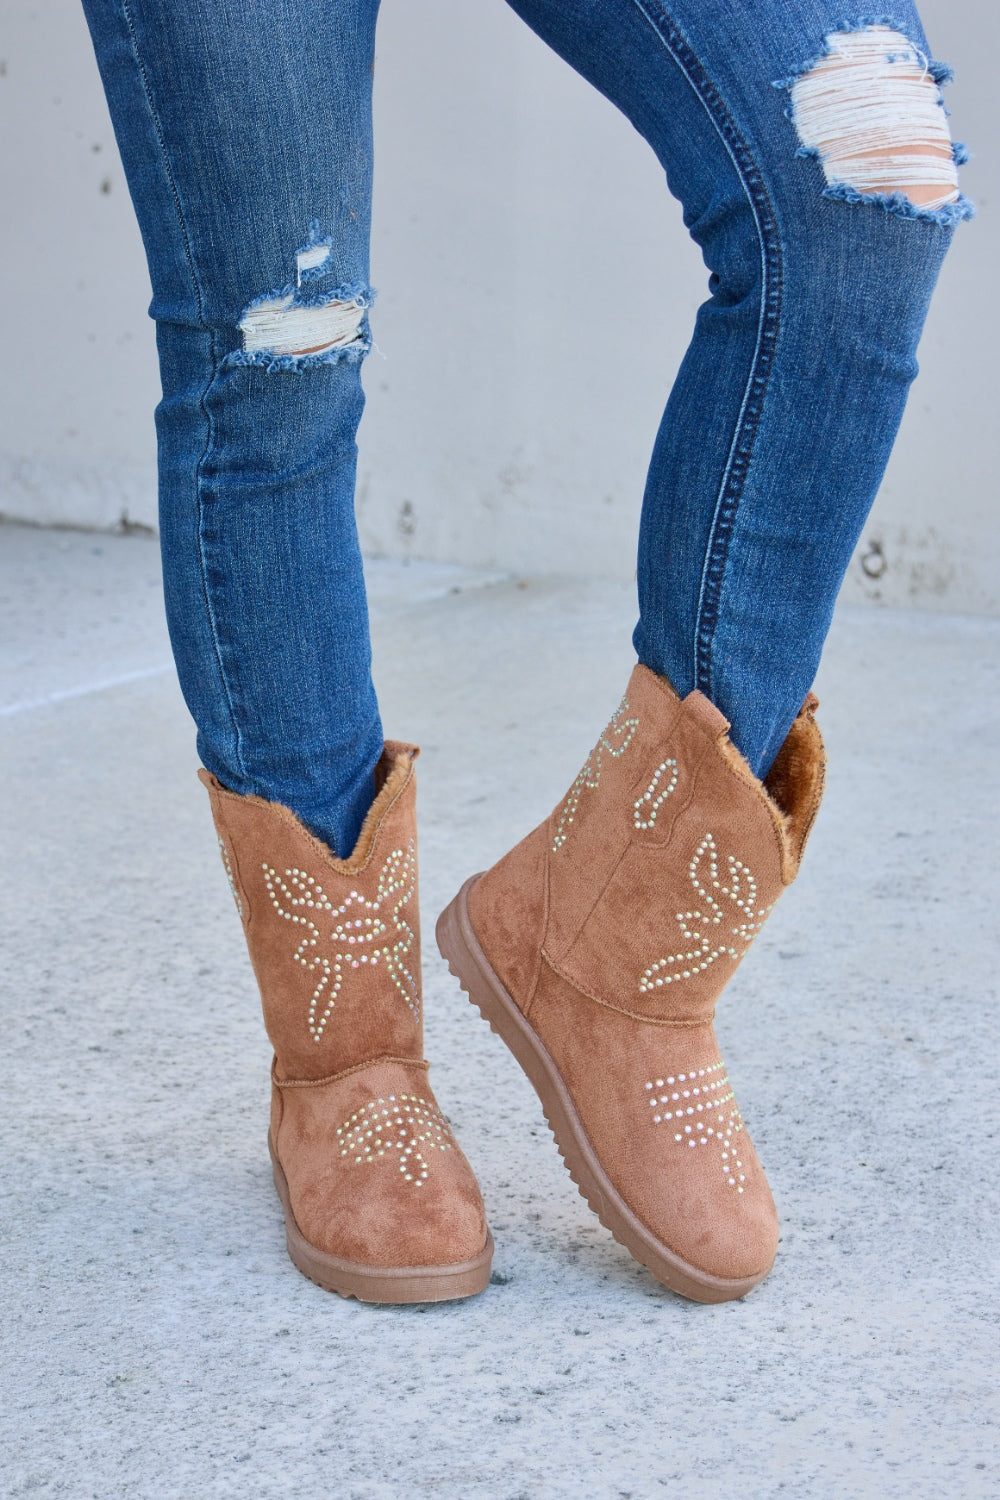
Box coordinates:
[436,667,824,1303]
[201,743,492,1303]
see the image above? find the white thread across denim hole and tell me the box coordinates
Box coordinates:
[790,26,960,212]
[238,294,365,359]
[227,222,373,371]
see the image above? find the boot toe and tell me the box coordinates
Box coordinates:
[296,1148,488,1269]
[275,1062,488,1271]
[523,969,780,1292]
[634,1135,779,1284]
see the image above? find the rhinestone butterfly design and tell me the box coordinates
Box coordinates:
[263,841,419,1041]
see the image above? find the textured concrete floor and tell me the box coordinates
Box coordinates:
[1,521,999,1499]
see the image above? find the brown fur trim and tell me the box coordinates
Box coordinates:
[763,708,826,868]
[197,742,418,872]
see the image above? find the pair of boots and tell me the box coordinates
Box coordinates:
[203,665,824,1304]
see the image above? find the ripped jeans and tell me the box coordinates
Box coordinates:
[82,0,969,856]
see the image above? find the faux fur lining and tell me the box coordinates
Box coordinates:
[717,732,791,830]
[198,740,418,875]
[763,707,826,869]
[342,740,418,871]
[714,704,825,885]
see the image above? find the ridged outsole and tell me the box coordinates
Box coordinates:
[268,1134,494,1304]
[436,876,771,1305]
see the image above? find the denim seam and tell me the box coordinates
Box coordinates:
[121,0,248,783]
[629,0,783,702]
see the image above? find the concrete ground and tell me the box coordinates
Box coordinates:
[1,519,999,1499]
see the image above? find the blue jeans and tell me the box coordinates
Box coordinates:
[82,0,968,855]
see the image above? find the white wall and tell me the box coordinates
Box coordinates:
[0,0,996,612]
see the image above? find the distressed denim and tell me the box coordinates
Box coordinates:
[82,0,968,854]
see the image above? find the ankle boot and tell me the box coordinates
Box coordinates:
[436,668,824,1303]
[201,743,492,1303]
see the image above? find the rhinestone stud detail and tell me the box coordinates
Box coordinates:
[552,695,640,852]
[645,1063,747,1192]
[217,838,243,918]
[633,757,678,830]
[263,840,420,1041]
[336,1094,454,1187]
[640,832,773,990]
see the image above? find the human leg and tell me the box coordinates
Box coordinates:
[81,0,383,856]
[504,0,968,774]
[82,0,491,1298]
[439,0,966,1298]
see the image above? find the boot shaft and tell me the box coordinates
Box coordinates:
[472,666,826,1026]
[201,742,425,1079]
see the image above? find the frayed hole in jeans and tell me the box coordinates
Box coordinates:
[229,221,373,367]
[789,25,960,212]
[238,293,366,359]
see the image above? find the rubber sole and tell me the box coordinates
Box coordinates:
[268,1134,494,1304]
[436,876,771,1305]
